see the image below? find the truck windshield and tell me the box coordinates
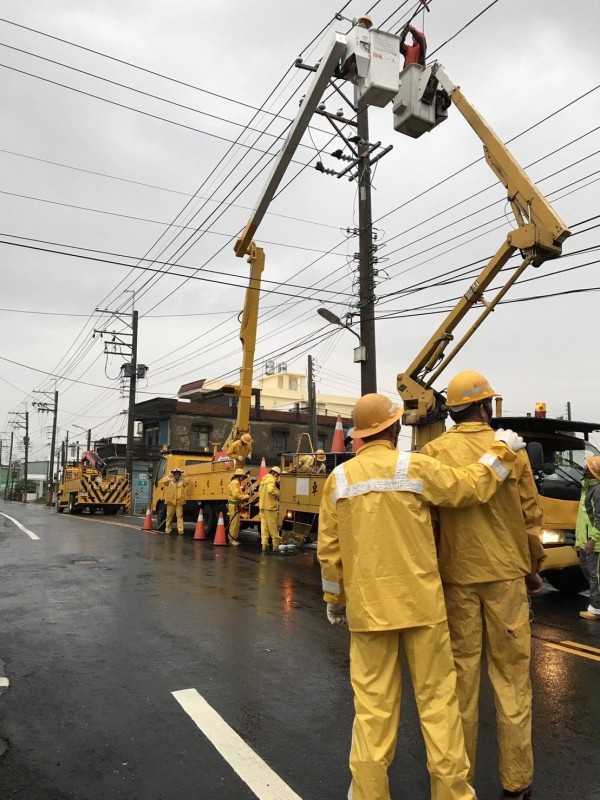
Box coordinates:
[544,441,600,482]
[153,459,167,485]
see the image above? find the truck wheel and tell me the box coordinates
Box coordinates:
[56,502,64,514]
[156,504,167,531]
[68,494,82,515]
[103,506,119,516]
[203,504,216,537]
[544,566,588,595]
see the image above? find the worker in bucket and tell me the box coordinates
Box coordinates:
[421,370,544,800]
[399,23,427,67]
[259,466,281,553]
[159,468,189,535]
[318,392,527,800]
[227,468,249,547]
[228,432,252,467]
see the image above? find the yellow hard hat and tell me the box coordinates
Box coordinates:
[241,433,252,444]
[586,455,600,480]
[171,468,183,474]
[233,468,246,477]
[315,449,327,462]
[351,393,402,438]
[270,465,282,475]
[356,14,373,28]
[445,370,496,408]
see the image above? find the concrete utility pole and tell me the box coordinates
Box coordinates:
[125,309,139,493]
[10,410,29,502]
[355,93,377,395]
[3,431,13,500]
[307,355,318,448]
[33,388,58,506]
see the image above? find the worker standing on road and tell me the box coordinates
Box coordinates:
[575,454,600,620]
[259,466,281,553]
[421,370,544,800]
[399,24,427,67]
[228,433,253,468]
[227,468,249,547]
[159,468,189,536]
[318,392,526,800]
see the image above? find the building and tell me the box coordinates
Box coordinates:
[192,362,357,418]
[134,394,351,470]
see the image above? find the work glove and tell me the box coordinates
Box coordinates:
[494,428,525,452]
[326,602,347,626]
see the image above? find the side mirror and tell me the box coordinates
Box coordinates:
[526,441,544,472]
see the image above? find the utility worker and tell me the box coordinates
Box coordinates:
[227,468,249,547]
[318,392,526,800]
[228,433,252,468]
[297,449,327,474]
[575,454,600,620]
[259,466,281,553]
[159,468,189,535]
[399,24,427,67]
[421,370,544,800]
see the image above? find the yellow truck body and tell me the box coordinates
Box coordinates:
[56,466,130,515]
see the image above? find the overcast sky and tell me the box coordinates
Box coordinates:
[1,0,599,461]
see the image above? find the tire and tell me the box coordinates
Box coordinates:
[202,504,216,538]
[156,503,167,531]
[544,565,588,595]
[68,494,82,515]
[89,507,99,515]
[103,506,119,516]
[56,496,64,513]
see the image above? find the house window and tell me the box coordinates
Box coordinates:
[191,425,211,450]
[288,377,299,391]
[272,430,288,454]
[317,434,327,451]
[144,424,159,447]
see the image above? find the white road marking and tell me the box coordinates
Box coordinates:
[0,677,9,687]
[172,688,302,800]
[0,512,40,540]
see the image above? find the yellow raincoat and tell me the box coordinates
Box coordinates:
[227,477,248,541]
[318,438,517,800]
[158,474,189,534]
[258,473,280,551]
[421,422,543,795]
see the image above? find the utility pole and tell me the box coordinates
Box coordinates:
[33,388,58,506]
[567,401,572,421]
[10,410,29,503]
[355,93,377,394]
[126,309,139,493]
[3,431,13,500]
[307,355,318,448]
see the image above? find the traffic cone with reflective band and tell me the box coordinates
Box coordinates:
[194,506,206,540]
[352,436,364,453]
[331,415,345,453]
[257,456,268,482]
[141,506,154,531]
[213,512,228,546]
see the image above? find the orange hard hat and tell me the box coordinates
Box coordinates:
[586,455,600,480]
[351,393,402,438]
[445,370,496,409]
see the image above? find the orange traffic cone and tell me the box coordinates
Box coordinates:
[256,456,268,482]
[331,415,345,453]
[213,512,228,546]
[141,506,154,532]
[352,436,364,453]
[194,506,207,540]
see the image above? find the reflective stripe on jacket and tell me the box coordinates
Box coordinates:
[421,422,542,584]
[575,478,600,550]
[317,438,516,632]
[258,474,279,511]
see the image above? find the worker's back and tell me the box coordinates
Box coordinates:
[422,422,540,584]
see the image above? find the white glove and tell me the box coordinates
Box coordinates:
[494,428,525,452]
[326,602,347,626]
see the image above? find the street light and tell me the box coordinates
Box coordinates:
[317,308,367,363]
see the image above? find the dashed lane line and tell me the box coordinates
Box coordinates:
[172,688,302,800]
[0,678,9,687]
[0,512,40,540]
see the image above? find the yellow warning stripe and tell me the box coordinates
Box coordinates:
[561,640,600,656]
[544,642,600,663]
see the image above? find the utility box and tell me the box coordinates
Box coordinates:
[341,28,400,108]
[393,63,449,138]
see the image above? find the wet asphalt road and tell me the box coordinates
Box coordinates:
[1,500,599,800]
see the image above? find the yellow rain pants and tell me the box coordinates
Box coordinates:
[349,622,475,800]
[260,509,280,551]
[165,503,184,534]
[443,578,532,793]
